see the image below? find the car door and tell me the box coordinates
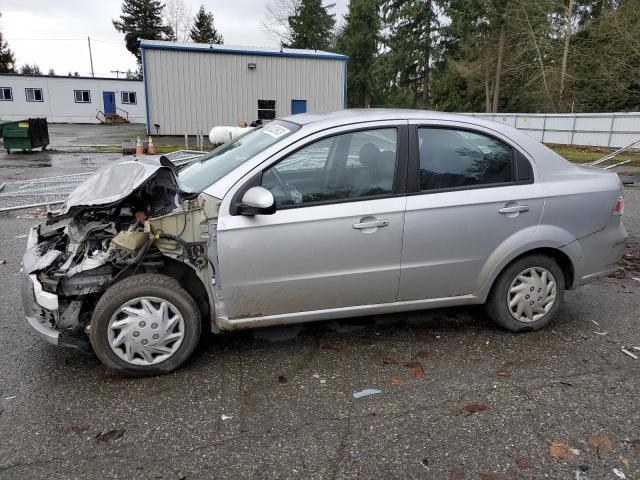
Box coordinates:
[216,123,408,320]
[398,122,544,301]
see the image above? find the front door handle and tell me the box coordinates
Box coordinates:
[499,205,529,214]
[353,219,389,229]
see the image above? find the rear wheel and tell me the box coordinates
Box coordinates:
[485,254,565,332]
[90,274,201,376]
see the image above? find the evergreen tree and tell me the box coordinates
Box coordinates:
[48,68,55,75]
[382,0,441,109]
[113,0,173,63]
[190,5,223,44]
[336,0,382,107]
[20,64,41,75]
[286,0,336,50]
[0,14,16,73]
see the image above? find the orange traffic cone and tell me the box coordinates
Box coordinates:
[147,136,156,155]
[135,136,144,156]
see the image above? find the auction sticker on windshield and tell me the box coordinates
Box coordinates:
[263,124,291,139]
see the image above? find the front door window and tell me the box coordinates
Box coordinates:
[261,128,398,207]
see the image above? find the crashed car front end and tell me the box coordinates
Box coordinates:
[21,157,220,352]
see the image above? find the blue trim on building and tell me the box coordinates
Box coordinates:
[140,43,349,62]
[141,48,151,135]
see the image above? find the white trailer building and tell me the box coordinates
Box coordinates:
[0,74,146,124]
[141,39,348,135]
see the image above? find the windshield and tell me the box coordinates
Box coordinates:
[178,120,300,191]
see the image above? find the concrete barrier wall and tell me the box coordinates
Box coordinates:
[469,112,640,148]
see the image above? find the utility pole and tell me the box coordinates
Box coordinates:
[87,37,95,77]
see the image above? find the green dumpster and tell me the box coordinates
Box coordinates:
[0,118,49,153]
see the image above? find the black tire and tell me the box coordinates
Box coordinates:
[485,254,565,332]
[90,273,201,376]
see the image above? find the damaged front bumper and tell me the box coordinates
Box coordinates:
[21,227,92,352]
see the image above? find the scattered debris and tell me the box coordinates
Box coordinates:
[106,376,127,385]
[4,396,16,400]
[382,356,399,365]
[353,388,382,399]
[621,348,638,360]
[321,344,345,353]
[449,466,464,480]
[613,468,626,479]
[515,457,535,469]
[560,381,574,387]
[618,455,630,469]
[631,346,640,352]
[312,373,320,379]
[588,435,612,457]
[0,260,6,266]
[404,361,424,377]
[549,442,576,460]
[592,320,600,326]
[63,425,90,434]
[14,234,27,239]
[632,277,640,282]
[496,370,511,377]
[420,458,428,468]
[320,379,326,385]
[391,379,407,386]
[221,415,234,421]
[463,403,490,415]
[95,429,125,443]
[594,331,608,335]
[277,375,288,384]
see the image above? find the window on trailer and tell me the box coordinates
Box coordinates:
[121,91,137,104]
[74,90,91,103]
[258,100,276,120]
[25,88,43,102]
[0,87,12,101]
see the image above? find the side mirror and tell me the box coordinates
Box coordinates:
[239,186,276,215]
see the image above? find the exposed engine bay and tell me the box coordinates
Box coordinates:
[22,158,221,351]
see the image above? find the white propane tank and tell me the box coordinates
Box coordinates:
[209,126,254,145]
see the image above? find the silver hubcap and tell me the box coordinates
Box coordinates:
[507,267,557,323]
[107,296,185,366]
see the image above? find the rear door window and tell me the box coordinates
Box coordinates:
[418,128,514,191]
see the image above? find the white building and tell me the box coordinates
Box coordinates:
[0,74,146,124]
[141,39,348,135]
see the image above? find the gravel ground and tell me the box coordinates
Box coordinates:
[0,167,638,479]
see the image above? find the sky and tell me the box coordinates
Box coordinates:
[1,0,348,77]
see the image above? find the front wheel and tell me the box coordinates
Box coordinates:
[485,254,565,332]
[90,274,201,376]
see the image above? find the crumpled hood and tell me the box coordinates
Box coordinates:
[59,157,173,215]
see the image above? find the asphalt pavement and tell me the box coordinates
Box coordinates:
[0,150,639,479]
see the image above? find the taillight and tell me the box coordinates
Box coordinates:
[613,196,624,216]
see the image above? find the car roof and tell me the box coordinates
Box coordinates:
[280,108,481,126]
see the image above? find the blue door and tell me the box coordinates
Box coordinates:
[291,99,307,115]
[103,91,116,114]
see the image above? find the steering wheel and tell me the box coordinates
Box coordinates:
[269,168,296,205]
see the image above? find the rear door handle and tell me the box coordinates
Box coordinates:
[353,219,389,229]
[499,205,529,214]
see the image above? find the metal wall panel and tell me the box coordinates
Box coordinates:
[144,48,345,135]
[470,112,640,147]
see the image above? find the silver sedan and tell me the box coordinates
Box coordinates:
[22,109,627,375]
